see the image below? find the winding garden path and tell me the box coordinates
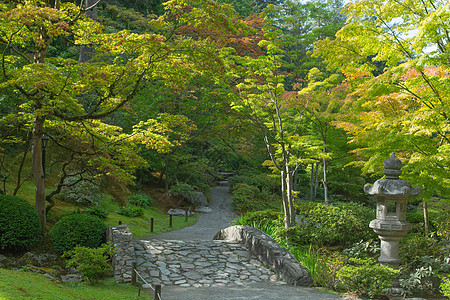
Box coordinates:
[136,185,341,299]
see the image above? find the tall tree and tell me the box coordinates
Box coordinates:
[313,0,449,203]
[0,0,246,233]
[231,33,324,228]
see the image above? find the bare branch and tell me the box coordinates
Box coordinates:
[70,0,102,25]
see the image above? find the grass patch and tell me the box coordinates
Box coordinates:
[0,269,150,300]
[105,208,198,239]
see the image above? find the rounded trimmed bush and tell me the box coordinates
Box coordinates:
[0,195,41,252]
[51,213,106,254]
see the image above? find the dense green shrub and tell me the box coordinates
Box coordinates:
[343,239,379,259]
[400,234,441,270]
[399,233,446,297]
[169,183,196,199]
[406,212,424,224]
[243,210,282,224]
[313,250,346,290]
[229,172,282,212]
[294,202,376,247]
[231,183,260,212]
[0,195,41,251]
[434,209,450,240]
[64,243,116,284]
[229,173,280,195]
[400,265,442,297]
[86,206,108,219]
[406,211,438,235]
[127,193,153,207]
[441,276,450,297]
[172,159,214,193]
[229,175,259,190]
[117,205,144,217]
[231,183,281,212]
[51,213,106,254]
[337,258,400,298]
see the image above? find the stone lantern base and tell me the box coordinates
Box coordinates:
[370,219,412,269]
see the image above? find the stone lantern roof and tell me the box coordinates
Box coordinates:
[364,153,420,197]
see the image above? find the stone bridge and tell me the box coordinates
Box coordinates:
[107,225,312,288]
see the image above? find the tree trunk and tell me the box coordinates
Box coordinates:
[423,201,430,236]
[309,163,313,200]
[322,134,329,204]
[323,157,328,204]
[32,117,46,234]
[285,165,295,227]
[281,170,290,228]
[13,136,31,195]
[78,0,97,63]
[314,162,319,201]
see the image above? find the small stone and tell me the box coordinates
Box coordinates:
[159,267,170,276]
[175,280,187,285]
[161,274,170,281]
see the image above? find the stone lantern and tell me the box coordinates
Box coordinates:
[364,153,420,269]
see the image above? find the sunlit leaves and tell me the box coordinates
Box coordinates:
[131,114,196,153]
[313,0,449,199]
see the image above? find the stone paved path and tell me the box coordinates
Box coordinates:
[134,185,281,288]
[134,239,278,287]
[136,185,342,299]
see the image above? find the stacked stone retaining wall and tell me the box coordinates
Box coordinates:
[106,225,136,283]
[213,225,313,286]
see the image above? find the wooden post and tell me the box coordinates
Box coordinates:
[131,262,137,286]
[118,220,122,225]
[151,218,154,232]
[185,209,188,222]
[154,284,161,300]
[169,214,173,227]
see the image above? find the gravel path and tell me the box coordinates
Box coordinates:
[148,185,236,241]
[142,185,342,300]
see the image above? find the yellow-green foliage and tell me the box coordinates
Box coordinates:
[337,258,400,298]
[64,243,116,284]
[441,276,450,297]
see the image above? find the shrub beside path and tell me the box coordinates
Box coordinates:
[141,185,342,300]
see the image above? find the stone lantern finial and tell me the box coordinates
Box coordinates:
[383,152,402,179]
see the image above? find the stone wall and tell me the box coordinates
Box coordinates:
[106,225,136,283]
[213,225,313,286]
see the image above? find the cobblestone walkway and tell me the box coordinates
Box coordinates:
[134,239,279,287]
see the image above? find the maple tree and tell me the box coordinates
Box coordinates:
[297,69,351,203]
[313,0,449,211]
[264,0,345,89]
[231,31,324,228]
[0,0,246,233]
